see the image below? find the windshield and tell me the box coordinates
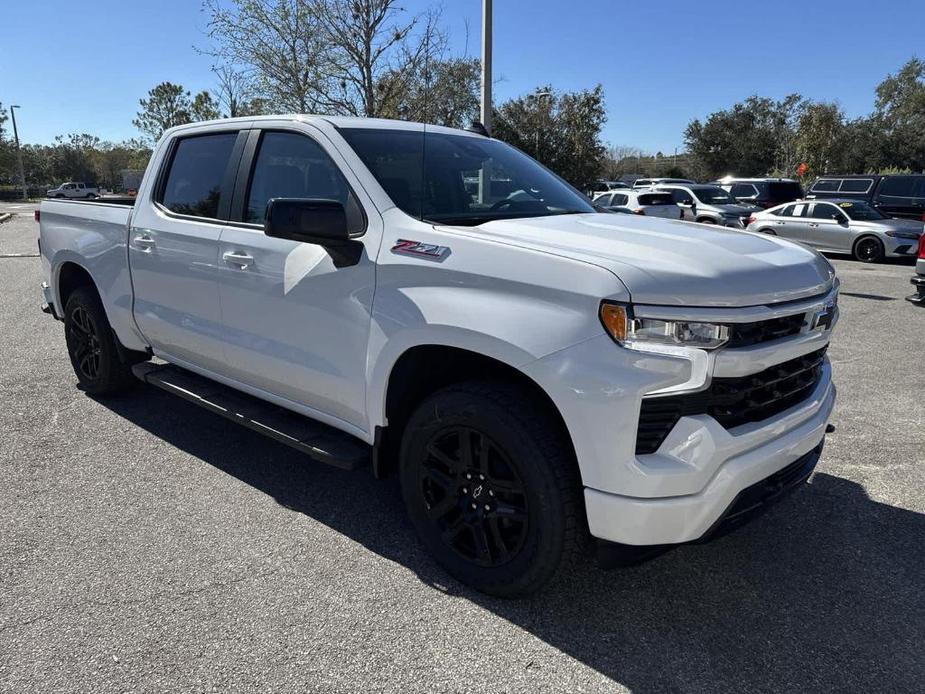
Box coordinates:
[691,186,739,205]
[339,128,595,226]
[837,201,888,221]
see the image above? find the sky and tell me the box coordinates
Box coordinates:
[1,0,923,152]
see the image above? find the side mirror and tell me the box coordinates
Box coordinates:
[265,198,350,246]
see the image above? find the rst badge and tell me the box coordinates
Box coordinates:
[391,239,450,261]
[812,300,837,331]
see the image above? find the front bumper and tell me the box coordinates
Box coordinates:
[584,366,835,546]
[598,440,824,567]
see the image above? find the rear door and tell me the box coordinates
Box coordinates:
[774,201,812,241]
[129,129,246,374]
[215,125,380,430]
[875,176,919,218]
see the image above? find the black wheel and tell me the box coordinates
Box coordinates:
[399,382,583,597]
[758,227,777,236]
[55,194,64,198]
[63,287,137,395]
[854,236,885,263]
[697,217,716,224]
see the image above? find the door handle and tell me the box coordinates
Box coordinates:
[809,223,819,227]
[223,251,254,269]
[132,234,156,250]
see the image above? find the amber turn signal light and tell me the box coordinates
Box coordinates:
[599,303,628,343]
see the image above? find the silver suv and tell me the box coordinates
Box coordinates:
[655,184,761,227]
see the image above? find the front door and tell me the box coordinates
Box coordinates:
[129,130,244,374]
[215,127,379,430]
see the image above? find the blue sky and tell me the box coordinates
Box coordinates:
[1,0,922,152]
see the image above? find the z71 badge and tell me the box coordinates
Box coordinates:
[391,239,450,261]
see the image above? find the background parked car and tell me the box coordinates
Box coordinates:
[46,182,100,199]
[805,174,925,220]
[746,198,923,263]
[632,177,693,189]
[586,179,630,197]
[653,184,760,227]
[593,189,681,219]
[713,177,803,208]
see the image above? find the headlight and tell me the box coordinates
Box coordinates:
[600,303,729,350]
[885,230,921,239]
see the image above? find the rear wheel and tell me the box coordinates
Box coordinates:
[853,236,885,263]
[399,382,583,597]
[63,287,137,395]
[758,228,777,236]
[696,217,716,224]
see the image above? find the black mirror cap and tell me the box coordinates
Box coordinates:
[265,198,350,245]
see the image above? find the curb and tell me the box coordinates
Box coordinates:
[0,212,13,224]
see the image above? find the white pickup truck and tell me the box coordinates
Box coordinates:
[38,116,838,596]
[46,181,100,199]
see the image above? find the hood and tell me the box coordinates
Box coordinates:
[860,217,924,234]
[460,213,835,307]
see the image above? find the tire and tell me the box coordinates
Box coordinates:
[696,217,716,224]
[853,236,885,263]
[399,381,583,597]
[54,194,64,198]
[63,287,137,395]
[758,228,777,236]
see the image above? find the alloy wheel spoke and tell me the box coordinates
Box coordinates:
[426,493,458,521]
[424,466,456,492]
[493,501,527,520]
[486,517,510,560]
[471,523,491,562]
[426,443,462,473]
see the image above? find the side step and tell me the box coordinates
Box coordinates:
[132,363,370,471]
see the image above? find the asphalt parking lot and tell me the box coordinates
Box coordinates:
[1,202,923,693]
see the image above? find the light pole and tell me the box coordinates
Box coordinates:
[530,90,553,160]
[480,0,492,134]
[10,105,28,200]
[478,0,492,204]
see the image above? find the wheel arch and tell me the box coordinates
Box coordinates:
[56,260,99,311]
[373,344,577,480]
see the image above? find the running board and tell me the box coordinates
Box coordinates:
[132,363,370,471]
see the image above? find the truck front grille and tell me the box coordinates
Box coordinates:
[635,347,827,455]
[725,313,807,348]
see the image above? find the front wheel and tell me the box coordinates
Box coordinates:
[63,287,137,395]
[854,236,885,263]
[399,382,583,597]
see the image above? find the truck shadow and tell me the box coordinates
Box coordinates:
[96,388,925,693]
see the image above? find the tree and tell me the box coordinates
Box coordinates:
[377,57,480,128]
[684,94,803,179]
[212,65,265,117]
[795,102,845,181]
[133,82,192,144]
[874,58,925,170]
[202,0,445,117]
[493,85,607,187]
[191,90,221,121]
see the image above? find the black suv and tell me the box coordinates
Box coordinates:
[806,174,925,220]
[713,178,804,209]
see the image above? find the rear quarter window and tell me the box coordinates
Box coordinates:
[811,179,840,193]
[839,179,873,194]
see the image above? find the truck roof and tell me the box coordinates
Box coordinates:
[161,114,484,141]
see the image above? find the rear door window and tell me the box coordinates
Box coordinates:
[839,178,873,194]
[638,193,674,206]
[782,203,809,217]
[878,176,916,198]
[811,179,840,193]
[731,183,758,198]
[611,194,628,206]
[159,132,239,219]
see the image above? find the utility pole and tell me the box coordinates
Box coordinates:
[10,105,27,200]
[480,0,492,134]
